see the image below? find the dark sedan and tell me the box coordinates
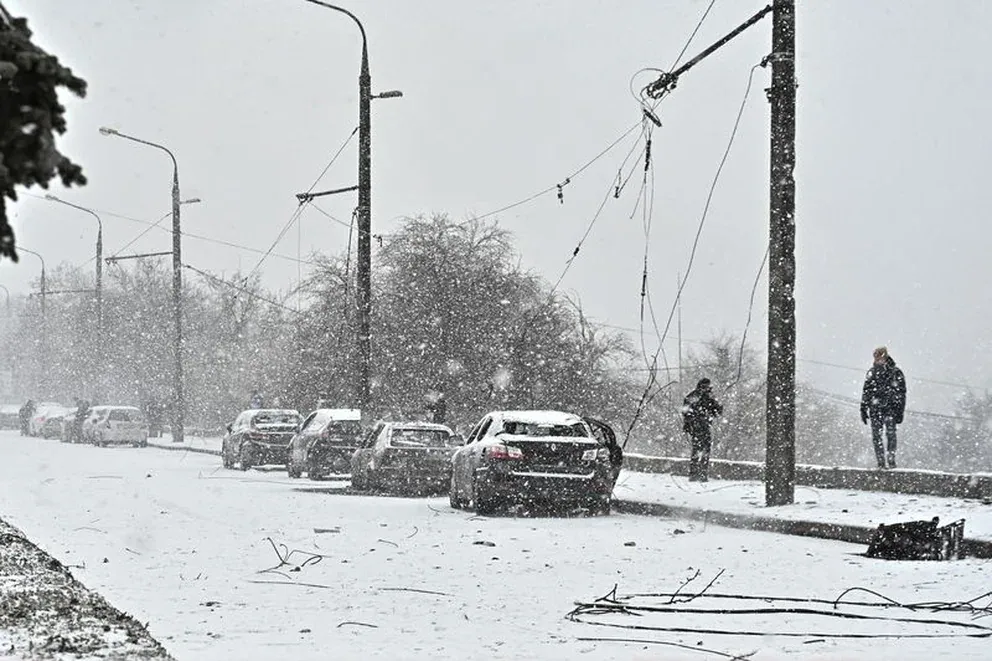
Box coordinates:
[222,409,302,470]
[287,408,364,480]
[350,421,459,494]
[450,410,615,515]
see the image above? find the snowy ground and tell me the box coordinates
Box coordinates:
[2,430,991,660]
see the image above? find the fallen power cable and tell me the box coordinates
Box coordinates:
[567,577,992,641]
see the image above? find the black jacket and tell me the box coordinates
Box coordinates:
[681,387,723,432]
[860,356,907,423]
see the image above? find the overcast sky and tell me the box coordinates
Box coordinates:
[2,1,990,414]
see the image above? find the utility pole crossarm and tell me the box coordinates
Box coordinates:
[295,185,359,203]
[105,251,172,264]
[645,4,774,99]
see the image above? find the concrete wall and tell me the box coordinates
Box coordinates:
[624,454,992,501]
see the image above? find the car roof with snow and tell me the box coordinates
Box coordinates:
[311,408,361,421]
[491,410,585,426]
[386,421,453,433]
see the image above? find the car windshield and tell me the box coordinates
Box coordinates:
[501,421,589,438]
[390,428,452,448]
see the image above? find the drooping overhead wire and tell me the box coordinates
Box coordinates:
[655,63,762,359]
[461,120,643,227]
[244,125,359,282]
[183,263,301,316]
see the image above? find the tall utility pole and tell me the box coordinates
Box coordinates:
[765,0,797,507]
[19,247,46,396]
[98,126,186,443]
[301,1,401,415]
[356,30,373,415]
[44,195,103,395]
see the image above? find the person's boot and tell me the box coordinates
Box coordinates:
[887,452,896,469]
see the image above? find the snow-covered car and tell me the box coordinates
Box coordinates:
[350,421,460,494]
[28,402,67,437]
[90,406,149,447]
[81,406,111,444]
[0,404,20,430]
[287,408,363,480]
[222,409,302,470]
[449,410,615,515]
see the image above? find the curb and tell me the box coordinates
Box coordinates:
[147,441,221,457]
[614,498,992,559]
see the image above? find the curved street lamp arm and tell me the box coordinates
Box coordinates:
[45,196,102,232]
[302,0,369,72]
[101,129,179,177]
[17,246,45,272]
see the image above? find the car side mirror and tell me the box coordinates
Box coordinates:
[225,423,233,433]
[452,434,465,446]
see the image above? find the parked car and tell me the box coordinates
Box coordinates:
[222,409,302,470]
[41,408,72,439]
[449,410,615,515]
[287,408,363,480]
[0,404,20,430]
[28,402,66,437]
[90,406,149,447]
[350,421,459,494]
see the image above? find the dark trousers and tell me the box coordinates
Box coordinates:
[688,426,712,481]
[870,415,898,468]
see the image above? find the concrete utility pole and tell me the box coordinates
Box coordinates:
[98,126,186,443]
[19,247,46,396]
[301,1,401,415]
[765,0,797,507]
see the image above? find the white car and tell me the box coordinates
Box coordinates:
[88,406,149,447]
[28,402,67,437]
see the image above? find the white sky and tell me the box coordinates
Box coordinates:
[2,1,990,413]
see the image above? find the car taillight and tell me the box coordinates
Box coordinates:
[486,444,523,460]
[583,448,610,461]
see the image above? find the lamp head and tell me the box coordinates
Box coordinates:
[98,127,119,136]
[375,90,403,99]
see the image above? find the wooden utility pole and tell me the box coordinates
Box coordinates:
[765,0,797,506]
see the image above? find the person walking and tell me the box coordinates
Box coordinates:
[681,378,723,482]
[860,346,907,469]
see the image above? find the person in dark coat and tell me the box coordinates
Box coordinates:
[18,399,36,436]
[860,346,907,469]
[681,378,723,482]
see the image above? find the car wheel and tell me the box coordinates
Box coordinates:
[588,495,611,516]
[472,478,498,515]
[351,468,365,490]
[222,448,233,469]
[307,458,324,481]
[287,459,301,479]
[240,445,253,471]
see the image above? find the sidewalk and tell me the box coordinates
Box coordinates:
[614,469,992,556]
[147,434,221,456]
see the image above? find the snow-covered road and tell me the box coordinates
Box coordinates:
[1,431,990,660]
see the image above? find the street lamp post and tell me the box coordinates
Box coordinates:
[18,247,46,396]
[98,126,186,443]
[302,0,401,414]
[0,284,9,318]
[43,196,103,392]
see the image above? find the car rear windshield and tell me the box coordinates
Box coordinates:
[502,421,588,437]
[390,428,452,448]
[108,409,143,422]
[325,420,363,437]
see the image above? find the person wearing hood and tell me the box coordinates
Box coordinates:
[681,378,723,482]
[860,346,907,469]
